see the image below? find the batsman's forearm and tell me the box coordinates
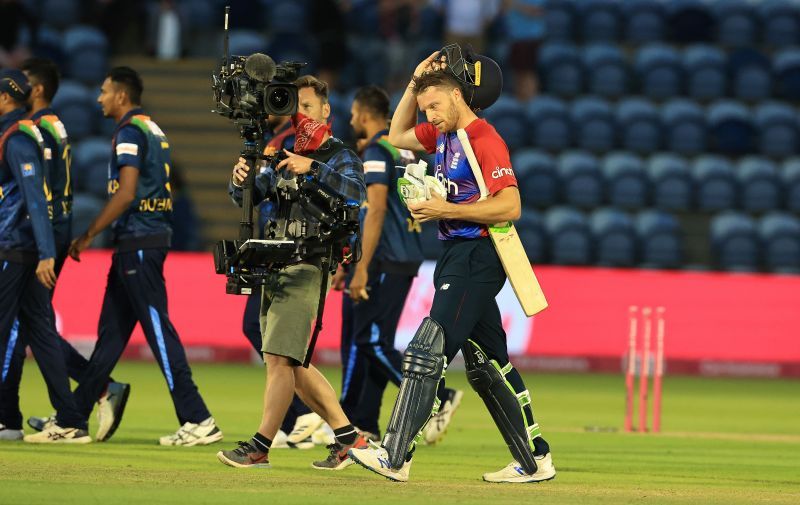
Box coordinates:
[446,195,521,224]
[358,205,386,270]
[388,84,418,146]
[86,192,134,238]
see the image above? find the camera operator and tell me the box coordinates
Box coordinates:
[217,75,369,470]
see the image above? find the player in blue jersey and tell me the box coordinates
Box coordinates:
[338,85,462,443]
[0,69,89,443]
[349,49,555,483]
[64,67,222,446]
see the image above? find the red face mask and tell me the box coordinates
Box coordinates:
[292,112,331,155]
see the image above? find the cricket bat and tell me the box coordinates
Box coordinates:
[456,129,548,317]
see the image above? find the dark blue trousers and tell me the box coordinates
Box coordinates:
[0,257,86,430]
[339,269,413,434]
[243,291,310,433]
[72,248,210,424]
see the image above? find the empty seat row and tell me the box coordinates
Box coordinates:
[519,207,684,268]
[712,211,800,272]
[512,149,800,213]
[545,0,800,48]
[540,42,800,101]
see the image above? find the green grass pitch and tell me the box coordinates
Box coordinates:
[1,361,799,504]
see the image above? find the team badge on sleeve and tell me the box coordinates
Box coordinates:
[21,162,35,177]
[116,143,139,156]
[363,160,387,173]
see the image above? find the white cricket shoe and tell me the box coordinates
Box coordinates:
[23,424,91,444]
[287,412,324,446]
[0,423,23,441]
[158,416,223,446]
[422,388,463,444]
[348,440,412,482]
[271,429,289,448]
[482,453,556,483]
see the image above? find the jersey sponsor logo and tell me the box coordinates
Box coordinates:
[435,172,459,196]
[116,143,139,157]
[20,162,35,177]
[492,167,514,179]
[139,197,173,212]
[437,142,445,153]
[363,160,386,173]
[449,151,461,169]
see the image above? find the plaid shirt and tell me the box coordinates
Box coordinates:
[229,138,366,216]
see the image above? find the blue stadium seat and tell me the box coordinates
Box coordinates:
[738,157,781,213]
[683,44,726,101]
[590,208,637,266]
[636,210,683,268]
[177,0,219,30]
[622,0,666,44]
[557,151,604,209]
[757,0,800,48]
[616,98,660,154]
[661,99,706,156]
[759,212,800,272]
[513,150,559,208]
[544,0,576,41]
[710,212,760,271]
[34,26,67,72]
[707,100,755,155]
[42,0,80,30]
[63,26,108,85]
[634,44,683,100]
[648,153,692,211]
[712,0,758,48]
[266,0,308,35]
[266,33,315,65]
[517,210,548,263]
[583,44,628,98]
[782,158,800,212]
[539,43,583,98]
[72,138,111,199]
[327,90,355,142]
[579,0,621,42]
[666,0,714,44]
[71,193,111,248]
[728,48,772,101]
[694,155,738,211]
[774,49,800,101]
[227,30,267,56]
[51,81,97,141]
[602,151,648,209]
[755,102,799,159]
[484,95,527,152]
[570,97,614,153]
[525,96,571,151]
[544,207,592,265]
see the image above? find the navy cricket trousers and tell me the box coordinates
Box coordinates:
[72,248,210,424]
[243,291,310,433]
[0,258,86,430]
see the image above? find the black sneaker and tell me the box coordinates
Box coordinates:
[96,382,130,442]
[311,435,368,470]
[217,441,270,468]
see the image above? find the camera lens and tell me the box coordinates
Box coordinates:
[268,87,290,110]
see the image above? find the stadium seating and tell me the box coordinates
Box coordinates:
[737,157,781,213]
[661,99,707,156]
[683,44,726,101]
[758,0,800,48]
[590,208,637,266]
[635,44,683,100]
[616,98,660,154]
[558,151,604,208]
[72,138,111,199]
[622,0,666,44]
[52,81,98,141]
[710,212,760,270]
[583,44,628,98]
[666,0,714,44]
[707,100,755,155]
[774,49,800,100]
[694,155,738,211]
[63,26,108,85]
[544,0,576,42]
[525,96,571,151]
[227,30,267,56]
[782,158,800,212]
[71,193,111,247]
[636,210,684,268]
[602,151,648,209]
[712,0,758,48]
[539,43,583,98]
[647,154,692,211]
[517,211,548,263]
[754,102,799,158]
[42,0,80,30]
[514,150,559,208]
[570,97,614,153]
[545,207,592,265]
[728,48,772,101]
[484,95,527,152]
[579,0,621,43]
[759,212,800,272]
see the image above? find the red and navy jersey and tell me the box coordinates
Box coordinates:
[414,118,517,240]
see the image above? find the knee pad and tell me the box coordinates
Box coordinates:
[382,317,445,469]
[463,339,538,475]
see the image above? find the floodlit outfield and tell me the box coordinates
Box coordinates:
[1,362,799,505]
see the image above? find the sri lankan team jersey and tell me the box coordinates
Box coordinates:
[31,108,72,230]
[109,108,173,241]
[414,118,518,240]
